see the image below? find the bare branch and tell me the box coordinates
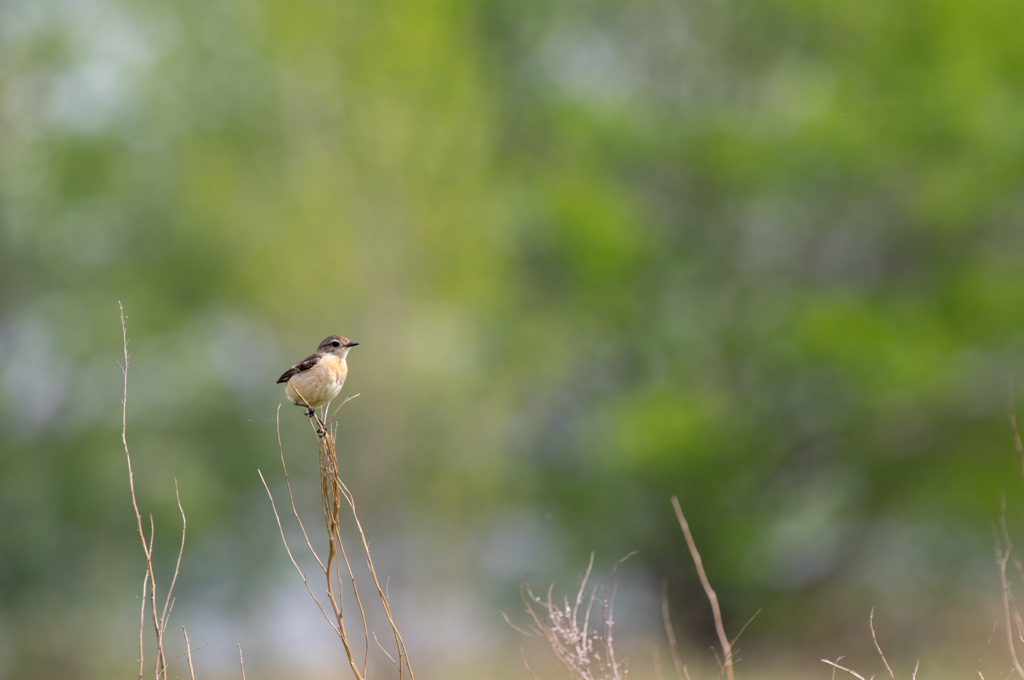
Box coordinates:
[139,574,147,679]
[869,608,894,679]
[661,579,686,680]
[374,630,400,671]
[183,627,196,680]
[998,501,1024,680]
[160,481,187,634]
[821,658,868,680]
[258,469,341,636]
[672,496,734,680]
[731,609,760,647]
[266,390,413,680]
[978,621,997,680]
[120,302,171,679]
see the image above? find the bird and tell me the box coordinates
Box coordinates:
[277,335,359,432]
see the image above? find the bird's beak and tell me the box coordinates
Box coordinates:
[346,341,359,347]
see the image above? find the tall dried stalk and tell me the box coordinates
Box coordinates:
[261,397,413,680]
[119,302,188,680]
[671,496,733,680]
[1002,384,1024,679]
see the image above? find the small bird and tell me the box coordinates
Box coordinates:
[277,335,359,430]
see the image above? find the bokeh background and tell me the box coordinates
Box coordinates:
[4,0,1024,678]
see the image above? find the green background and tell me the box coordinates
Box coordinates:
[3,0,1024,677]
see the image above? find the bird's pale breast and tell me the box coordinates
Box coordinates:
[284,354,348,408]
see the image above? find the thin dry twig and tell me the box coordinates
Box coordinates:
[977,621,997,680]
[120,302,188,680]
[238,644,246,680]
[869,607,894,680]
[997,499,1024,679]
[183,627,196,680]
[821,658,868,680]
[258,469,339,635]
[512,553,635,680]
[265,390,413,680]
[374,630,399,671]
[671,496,734,680]
[138,575,147,679]
[661,579,686,680]
[654,644,665,680]
[730,609,760,647]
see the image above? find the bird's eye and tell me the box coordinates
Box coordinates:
[332,341,340,347]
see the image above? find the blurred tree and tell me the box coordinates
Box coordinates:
[3,0,1024,676]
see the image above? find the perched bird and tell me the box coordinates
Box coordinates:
[277,336,359,428]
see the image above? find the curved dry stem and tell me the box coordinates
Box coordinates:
[183,627,196,680]
[275,406,326,573]
[138,574,147,679]
[671,496,733,680]
[160,481,187,634]
[821,658,867,680]
[661,579,686,680]
[121,302,187,680]
[266,391,413,680]
[337,473,414,679]
[258,469,341,637]
[868,607,894,680]
[998,500,1024,680]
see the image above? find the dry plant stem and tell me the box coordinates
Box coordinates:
[290,389,373,676]
[183,628,196,680]
[298,408,367,677]
[319,409,413,680]
[139,575,147,679]
[257,471,348,639]
[120,302,187,680]
[374,630,399,669]
[653,645,665,680]
[341,467,414,679]
[977,622,997,680]
[660,579,686,680]
[238,644,246,680]
[869,607,895,679]
[601,552,636,679]
[730,610,760,650]
[265,394,414,680]
[821,658,867,680]
[671,496,734,680]
[997,505,1024,679]
[311,407,371,676]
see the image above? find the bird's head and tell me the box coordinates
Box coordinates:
[319,335,359,357]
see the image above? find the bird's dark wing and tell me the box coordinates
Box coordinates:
[275,352,321,383]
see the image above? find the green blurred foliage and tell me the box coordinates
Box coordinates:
[3,0,1024,677]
